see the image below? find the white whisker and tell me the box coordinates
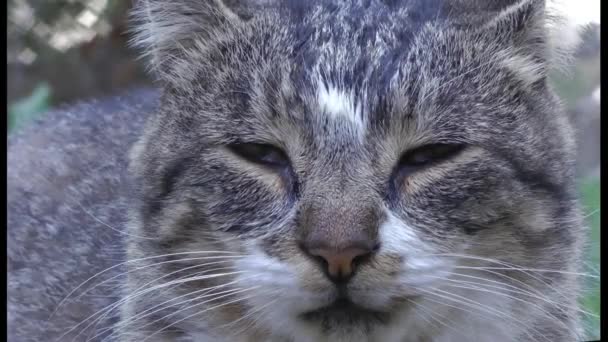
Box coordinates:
[57,270,249,342]
[419,287,549,342]
[98,286,250,342]
[220,297,279,337]
[426,252,589,302]
[406,298,461,335]
[86,267,247,341]
[452,266,598,278]
[439,282,572,332]
[436,272,598,318]
[141,288,260,341]
[76,257,243,301]
[50,251,244,321]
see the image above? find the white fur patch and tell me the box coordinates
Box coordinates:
[379,209,453,290]
[379,209,432,256]
[500,53,545,87]
[316,77,365,131]
[233,245,327,340]
[234,245,298,288]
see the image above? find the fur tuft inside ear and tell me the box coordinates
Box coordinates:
[545,0,583,74]
[484,0,581,87]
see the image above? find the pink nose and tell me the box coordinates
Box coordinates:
[307,246,373,280]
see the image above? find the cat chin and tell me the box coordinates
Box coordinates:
[253,303,427,342]
[237,285,421,342]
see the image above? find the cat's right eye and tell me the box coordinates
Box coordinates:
[228,143,291,169]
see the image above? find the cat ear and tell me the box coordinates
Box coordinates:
[130,0,268,82]
[482,0,579,87]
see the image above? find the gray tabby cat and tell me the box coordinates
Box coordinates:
[7,0,587,341]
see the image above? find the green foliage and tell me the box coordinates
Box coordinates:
[579,177,600,340]
[8,82,51,133]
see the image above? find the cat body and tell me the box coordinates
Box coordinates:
[8,1,585,341]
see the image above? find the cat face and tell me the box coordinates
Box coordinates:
[126,0,582,340]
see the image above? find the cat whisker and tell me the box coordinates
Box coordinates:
[140,288,261,342]
[144,264,240,296]
[50,251,245,321]
[58,270,250,342]
[219,296,280,337]
[85,266,247,340]
[94,285,253,342]
[422,252,593,302]
[438,281,573,332]
[75,257,244,300]
[109,271,267,334]
[435,271,598,318]
[418,287,550,342]
[406,297,463,336]
[452,266,598,278]
[423,252,597,277]
[76,202,158,240]
[582,207,600,220]
[419,292,544,342]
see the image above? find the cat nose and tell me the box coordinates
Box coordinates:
[302,243,377,283]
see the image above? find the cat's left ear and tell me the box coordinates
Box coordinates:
[482,0,580,87]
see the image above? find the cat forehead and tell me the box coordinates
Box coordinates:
[225,7,449,105]
[249,23,462,129]
[178,21,475,140]
[157,0,538,142]
[278,0,440,63]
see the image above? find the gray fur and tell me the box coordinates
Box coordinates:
[8,88,157,341]
[8,1,586,341]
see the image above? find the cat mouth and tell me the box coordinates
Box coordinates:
[298,297,392,326]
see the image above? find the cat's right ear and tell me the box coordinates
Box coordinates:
[129,0,264,83]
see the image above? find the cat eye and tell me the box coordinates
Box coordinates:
[228,143,290,169]
[398,143,465,173]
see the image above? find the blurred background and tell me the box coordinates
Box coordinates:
[6,0,600,340]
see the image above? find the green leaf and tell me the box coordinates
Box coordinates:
[579,177,600,340]
[8,82,51,133]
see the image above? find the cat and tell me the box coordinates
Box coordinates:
[8,0,587,341]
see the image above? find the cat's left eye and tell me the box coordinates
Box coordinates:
[397,143,465,174]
